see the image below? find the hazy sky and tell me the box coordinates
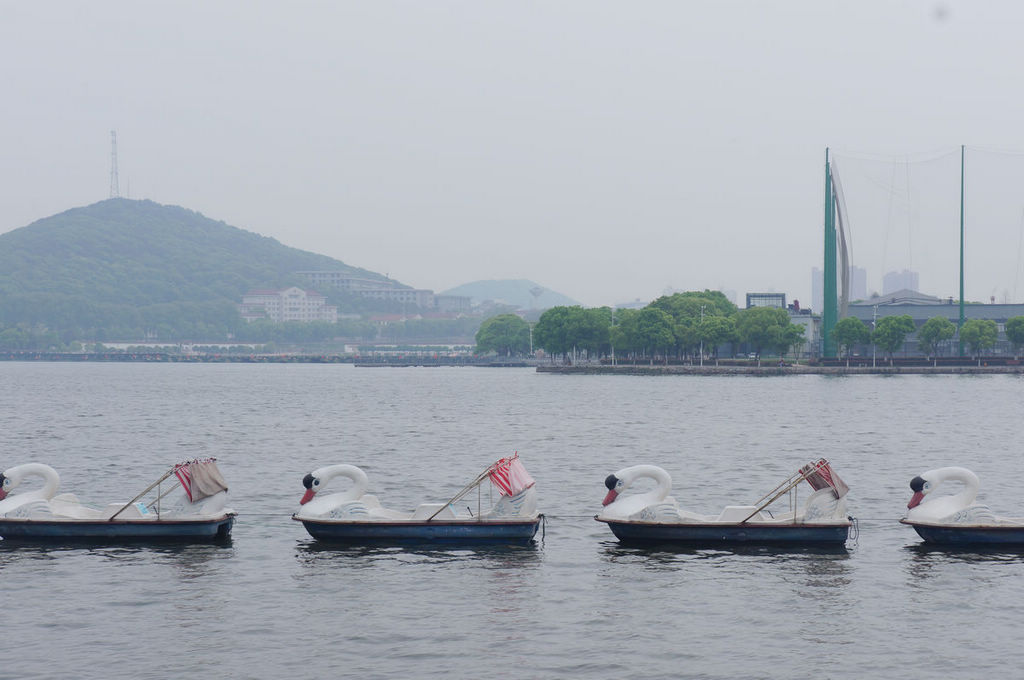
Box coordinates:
[3,1,1024,307]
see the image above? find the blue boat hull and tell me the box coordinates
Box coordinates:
[294,516,542,544]
[901,519,1024,545]
[0,515,235,543]
[597,517,850,545]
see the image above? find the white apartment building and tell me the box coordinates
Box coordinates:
[295,271,456,309]
[239,287,338,323]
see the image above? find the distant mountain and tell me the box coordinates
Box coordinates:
[441,279,579,310]
[0,198,396,339]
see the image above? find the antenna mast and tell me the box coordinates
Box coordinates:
[109,130,120,198]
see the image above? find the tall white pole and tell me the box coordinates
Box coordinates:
[872,305,877,368]
[699,305,705,367]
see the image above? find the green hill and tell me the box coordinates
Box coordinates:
[441,279,579,310]
[0,198,394,341]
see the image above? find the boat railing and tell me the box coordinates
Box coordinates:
[107,468,177,521]
[426,461,501,521]
[741,459,844,524]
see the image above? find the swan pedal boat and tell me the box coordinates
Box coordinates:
[901,466,1024,545]
[292,458,541,544]
[595,460,853,546]
[0,461,235,543]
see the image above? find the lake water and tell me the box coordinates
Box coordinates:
[1,363,1023,679]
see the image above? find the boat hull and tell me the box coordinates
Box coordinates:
[0,515,235,542]
[901,519,1024,545]
[294,515,542,544]
[596,517,850,545]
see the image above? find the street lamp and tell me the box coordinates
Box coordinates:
[610,309,616,366]
[699,305,706,367]
[872,305,878,368]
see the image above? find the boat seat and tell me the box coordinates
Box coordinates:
[410,503,455,519]
[101,502,153,520]
[716,505,766,522]
[49,494,104,519]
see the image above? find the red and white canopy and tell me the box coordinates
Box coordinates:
[173,458,228,502]
[488,453,535,496]
[800,458,849,498]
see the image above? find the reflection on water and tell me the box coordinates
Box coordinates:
[904,543,1024,583]
[600,540,850,566]
[294,539,542,571]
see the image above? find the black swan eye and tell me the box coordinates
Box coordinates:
[605,474,618,491]
[910,476,925,492]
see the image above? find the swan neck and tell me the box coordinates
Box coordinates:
[620,465,671,506]
[319,465,368,502]
[934,468,979,507]
[8,463,60,501]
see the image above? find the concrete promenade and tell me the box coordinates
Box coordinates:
[536,363,1024,376]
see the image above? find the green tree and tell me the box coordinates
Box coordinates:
[774,323,806,360]
[610,308,640,362]
[474,314,531,356]
[735,307,795,363]
[649,291,738,359]
[1005,316,1024,359]
[697,315,737,364]
[634,308,676,363]
[831,317,871,366]
[960,319,998,364]
[533,306,575,361]
[575,307,612,359]
[872,315,916,364]
[916,317,956,365]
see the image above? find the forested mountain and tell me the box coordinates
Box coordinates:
[0,199,395,341]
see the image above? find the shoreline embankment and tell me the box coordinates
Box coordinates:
[535,364,1024,376]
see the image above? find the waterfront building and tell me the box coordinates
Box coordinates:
[745,292,786,309]
[239,287,338,323]
[435,295,472,313]
[294,271,469,311]
[294,272,393,293]
[847,291,1024,356]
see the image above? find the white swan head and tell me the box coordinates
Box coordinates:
[906,466,982,522]
[907,467,979,510]
[300,464,368,505]
[0,463,61,502]
[602,464,671,506]
[599,464,676,521]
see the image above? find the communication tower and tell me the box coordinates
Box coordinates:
[109,130,120,198]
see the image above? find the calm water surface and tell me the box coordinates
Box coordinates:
[1,364,1023,679]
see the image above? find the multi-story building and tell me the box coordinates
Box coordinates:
[358,287,435,307]
[294,272,390,293]
[882,269,920,295]
[239,287,338,323]
[294,271,470,312]
[434,294,472,313]
[745,292,786,309]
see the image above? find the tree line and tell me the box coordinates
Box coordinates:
[475,291,807,363]
[0,315,485,352]
[831,315,1024,365]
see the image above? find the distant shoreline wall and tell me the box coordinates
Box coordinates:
[535,364,1024,376]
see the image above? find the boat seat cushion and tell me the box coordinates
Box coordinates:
[410,503,455,519]
[716,505,765,522]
